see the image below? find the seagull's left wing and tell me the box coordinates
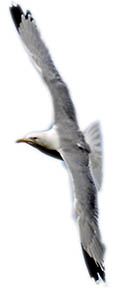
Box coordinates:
[59,145,105,281]
[10,4,77,126]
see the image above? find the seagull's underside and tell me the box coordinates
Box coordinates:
[10,3,105,282]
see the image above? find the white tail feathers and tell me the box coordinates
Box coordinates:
[84,121,103,191]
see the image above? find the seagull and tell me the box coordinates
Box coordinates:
[10,3,105,282]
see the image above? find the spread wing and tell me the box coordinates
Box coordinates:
[10,4,77,126]
[60,145,105,281]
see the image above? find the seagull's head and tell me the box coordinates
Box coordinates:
[16,129,58,150]
[16,132,44,150]
[16,130,62,160]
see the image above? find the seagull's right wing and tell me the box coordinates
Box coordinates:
[10,4,77,125]
[59,145,105,282]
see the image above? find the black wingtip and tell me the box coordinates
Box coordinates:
[9,3,24,32]
[25,10,34,22]
[81,244,105,282]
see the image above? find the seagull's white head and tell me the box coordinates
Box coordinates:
[16,132,45,149]
[16,128,62,160]
[16,126,60,151]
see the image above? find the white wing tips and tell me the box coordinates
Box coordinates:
[10,3,34,33]
[84,121,103,191]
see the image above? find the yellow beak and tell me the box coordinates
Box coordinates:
[16,138,31,144]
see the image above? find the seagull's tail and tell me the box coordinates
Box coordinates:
[81,244,105,282]
[84,121,103,191]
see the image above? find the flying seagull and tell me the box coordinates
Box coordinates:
[10,3,105,282]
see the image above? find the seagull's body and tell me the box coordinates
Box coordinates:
[10,4,105,282]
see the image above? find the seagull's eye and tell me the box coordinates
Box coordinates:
[30,137,37,140]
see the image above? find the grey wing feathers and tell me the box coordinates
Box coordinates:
[60,147,105,281]
[84,121,103,191]
[19,16,61,84]
[10,4,64,84]
[10,4,60,83]
[10,4,77,124]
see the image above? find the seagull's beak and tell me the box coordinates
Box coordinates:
[16,138,32,144]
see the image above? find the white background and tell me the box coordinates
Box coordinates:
[0,1,122,287]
